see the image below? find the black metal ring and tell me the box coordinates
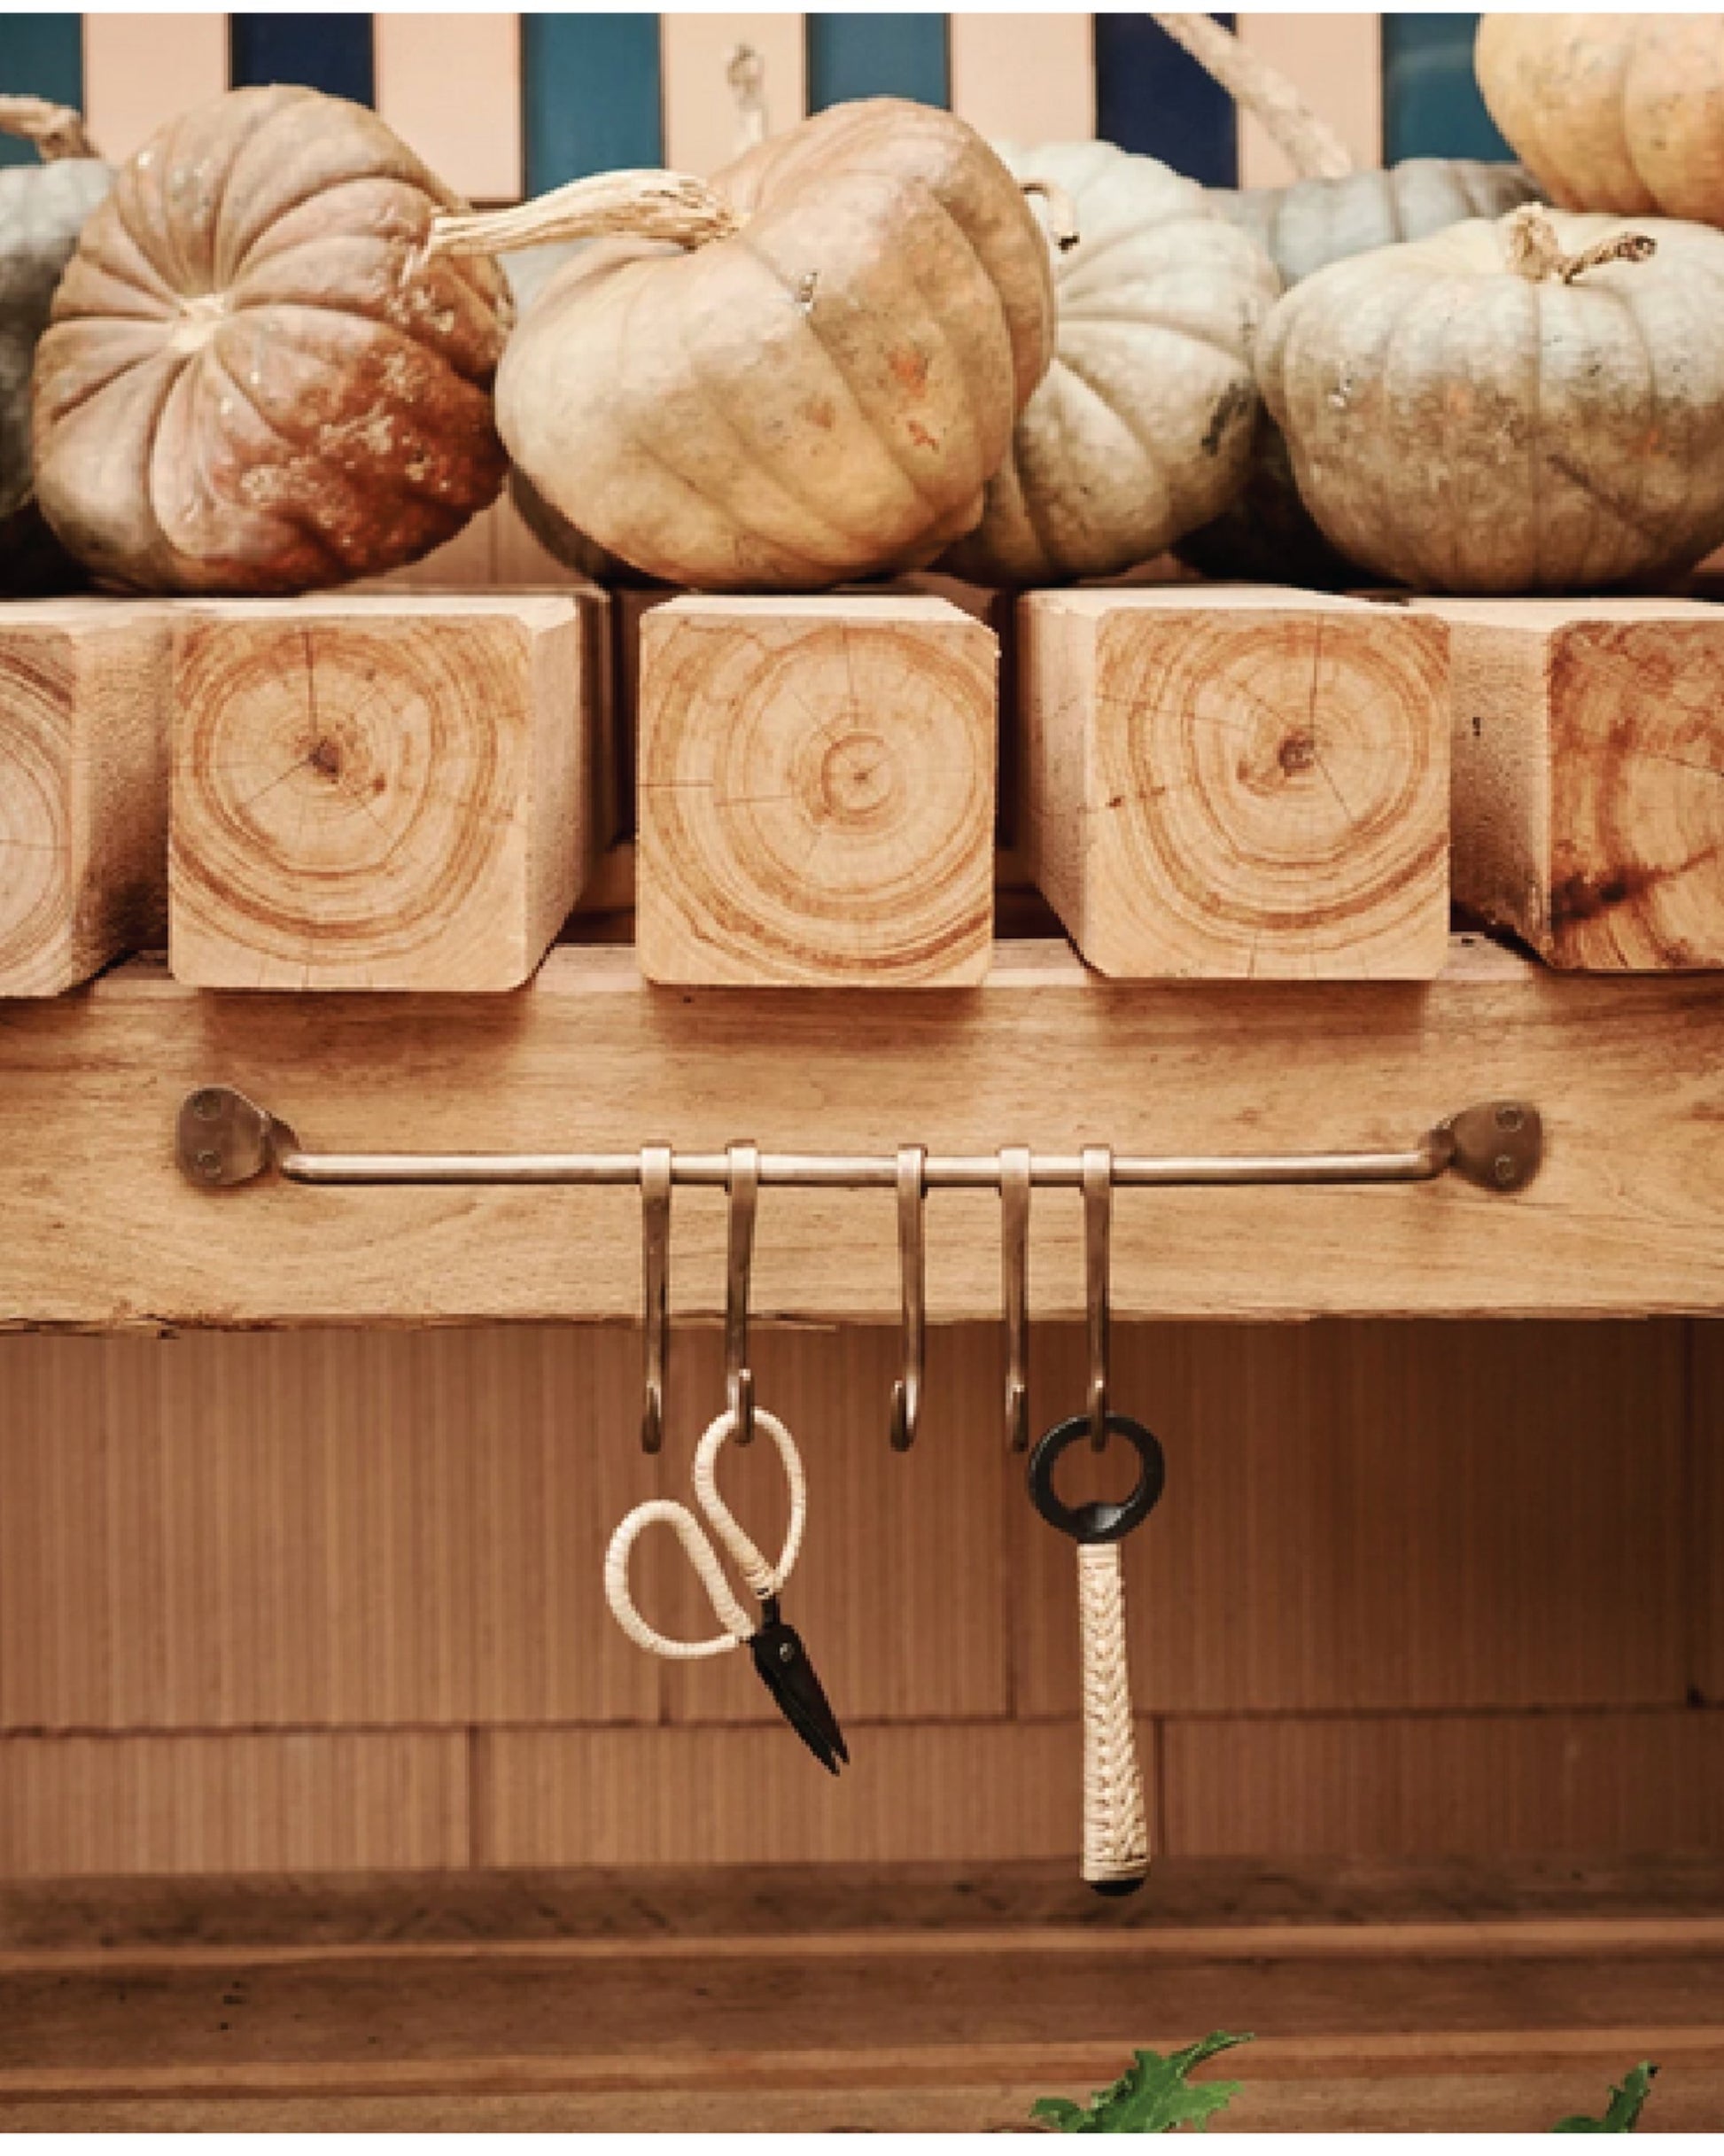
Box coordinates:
[1027,1413,1166,1544]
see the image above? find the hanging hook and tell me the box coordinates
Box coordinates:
[1083,1145,1112,1453]
[726,1141,758,1446]
[1000,1146,1031,1453]
[889,1145,926,1452]
[640,1143,672,1455]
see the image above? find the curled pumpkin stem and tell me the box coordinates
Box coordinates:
[1503,203,1657,284]
[0,93,97,162]
[430,169,744,261]
[1150,12,1353,181]
[1021,177,1080,254]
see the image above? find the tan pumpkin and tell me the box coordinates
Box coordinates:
[938,140,1278,587]
[33,85,509,595]
[1259,205,1724,595]
[431,97,1055,591]
[1477,14,1724,225]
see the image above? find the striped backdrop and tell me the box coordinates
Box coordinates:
[0,13,1510,202]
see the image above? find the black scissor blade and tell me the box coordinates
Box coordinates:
[750,1616,849,1774]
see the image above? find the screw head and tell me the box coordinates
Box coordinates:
[778,1640,795,1664]
[195,1148,222,1178]
[192,1089,222,1122]
[1493,1154,1518,1187]
[1495,1103,1525,1133]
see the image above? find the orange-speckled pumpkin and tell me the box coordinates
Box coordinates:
[32,84,509,595]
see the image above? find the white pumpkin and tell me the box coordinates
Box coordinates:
[1259,205,1724,594]
[942,140,1280,586]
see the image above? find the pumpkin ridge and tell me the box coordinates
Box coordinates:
[55,212,182,324]
[1040,348,1179,525]
[1059,301,1260,370]
[219,285,501,390]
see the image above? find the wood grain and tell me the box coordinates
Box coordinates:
[638,595,998,985]
[0,1733,468,1878]
[0,600,169,997]
[168,595,601,991]
[1416,596,1724,969]
[1021,589,1449,978]
[1163,1708,1724,1856]
[1692,1320,1724,1706]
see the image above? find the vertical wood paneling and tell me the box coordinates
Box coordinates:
[0,1732,468,1878]
[0,16,82,165]
[1163,1710,1724,1856]
[374,12,521,203]
[661,13,806,175]
[1692,1321,1724,1705]
[523,12,662,193]
[1382,12,1511,164]
[1013,1322,1689,1719]
[1094,13,1237,187]
[1235,13,1382,186]
[807,14,950,113]
[82,15,228,163]
[948,14,1095,144]
[229,14,375,105]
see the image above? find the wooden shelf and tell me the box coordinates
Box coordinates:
[4,933,1724,1331]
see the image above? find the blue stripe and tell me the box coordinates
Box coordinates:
[806,15,950,111]
[524,13,663,191]
[229,14,376,107]
[0,15,82,167]
[1383,13,1512,163]
[1094,14,1237,189]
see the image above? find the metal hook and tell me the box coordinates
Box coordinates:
[726,1141,758,1446]
[889,1146,926,1452]
[640,1143,672,1455]
[1082,1145,1112,1452]
[1000,1147,1031,1453]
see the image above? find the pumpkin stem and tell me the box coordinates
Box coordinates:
[1503,203,1657,284]
[1150,12,1353,182]
[0,94,97,161]
[728,43,768,155]
[1020,177,1080,254]
[429,169,744,262]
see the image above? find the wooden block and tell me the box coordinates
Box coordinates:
[0,1732,468,1878]
[1411,597,1724,969]
[0,600,170,998]
[1161,1708,1724,1856]
[1021,589,1449,979]
[169,594,600,992]
[638,595,998,986]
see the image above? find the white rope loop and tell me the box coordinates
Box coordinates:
[603,1405,806,1661]
[1076,1542,1150,1887]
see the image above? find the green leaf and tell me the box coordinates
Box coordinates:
[1554,2063,1658,2133]
[1031,2032,1253,2132]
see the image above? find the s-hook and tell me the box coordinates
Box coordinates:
[889,1146,927,1452]
[641,1144,672,1456]
[1083,1145,1112,1454]
[1000,1147,1031,1454]
[726,1142,758,1447]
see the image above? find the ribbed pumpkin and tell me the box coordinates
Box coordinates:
[0,97,110,594]
[431,97,1056,591]
[1259,205,1724,595]
[33,85,509,595]
[1156,13,1542,588]
[1477,14,1724,226]
[939,140,1278,587]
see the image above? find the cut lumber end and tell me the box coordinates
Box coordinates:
[0,601,170,999]
[1411,596,1724,971]
[167,594,602,992]
[637,594,998,987]
[1021,588,1450,980]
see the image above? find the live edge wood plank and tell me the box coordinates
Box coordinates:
[1,935,1723,1328]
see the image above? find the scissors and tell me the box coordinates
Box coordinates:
[603,1403,849,1775]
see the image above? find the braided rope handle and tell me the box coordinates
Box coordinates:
[603,1405,806,1661]
[1076,1542,1149,1888]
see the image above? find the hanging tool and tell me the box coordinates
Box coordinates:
[605,1401,849,1774]
[889,1144,927,1451]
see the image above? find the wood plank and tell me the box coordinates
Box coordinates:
[0,600,169,997]
[948,14,1096,144]
[0,1733,468,1878]
[1692,1320,1724,1705]
[81,14,229,166]
[1162,1709,1724,1856]
[1413,596,1724,970]
[661,14,807,175]
[1011,1320,1689,1717]
[7,938,1724,1325]
[637,595,998,986]
[168,594,601,992]
[1021,588,1449,979]
[374,13,522,206]
[1234,14,1384,186]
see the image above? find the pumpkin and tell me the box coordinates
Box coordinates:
[1258,204,1724,595]
[431,97,1056,591]
[936,140,1279,587]
[1153,12,1542,589]
[32,84,509,595]
[0,96,110,595]
[1477,14,1724,226]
